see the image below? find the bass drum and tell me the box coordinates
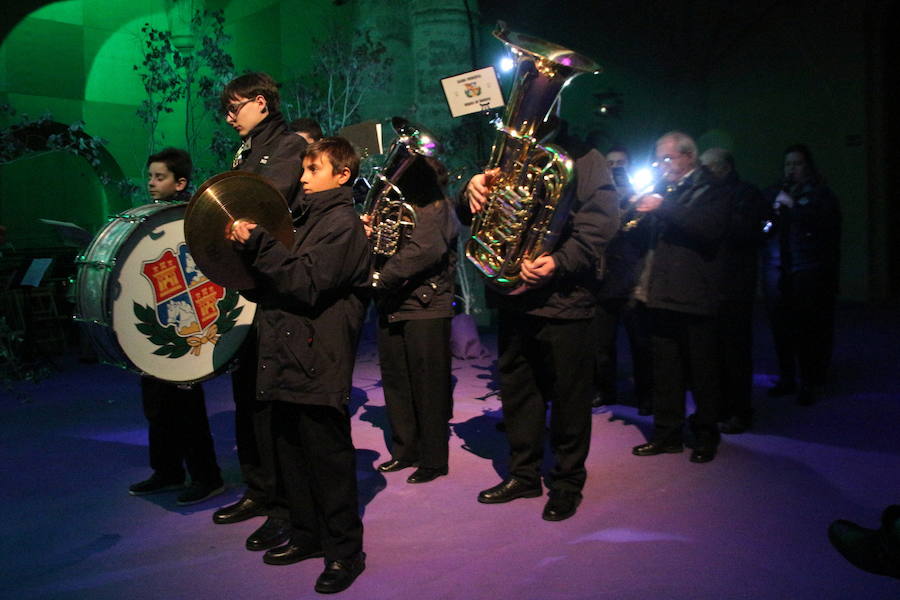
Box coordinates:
[75,202,256,384]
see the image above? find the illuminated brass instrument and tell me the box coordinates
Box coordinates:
[362,117,442,268]
[465,24,600,293]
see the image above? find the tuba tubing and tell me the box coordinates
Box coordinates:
[363,117,442,271]
[465,24,601,294]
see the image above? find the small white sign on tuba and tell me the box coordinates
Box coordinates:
[440,67,505,118]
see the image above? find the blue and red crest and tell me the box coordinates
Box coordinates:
[133,243,241,358]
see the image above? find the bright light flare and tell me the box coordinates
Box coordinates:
[630,167,655,193]
[499,56,515,72]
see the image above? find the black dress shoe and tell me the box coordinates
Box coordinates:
[690,448,717,463]
[406,466,448,484]
[246,517,291,551]
[376,458,414,473]
[263,542,324,566]
[632,442,683,456]
[212,496,264,525]
[477,478,542,504]
[314,552,366,594]
[542,489,582,521]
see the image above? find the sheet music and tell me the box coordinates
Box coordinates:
[20,258,52,287]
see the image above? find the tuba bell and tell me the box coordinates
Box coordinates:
[363,117,442,271]
[465,24,600,294]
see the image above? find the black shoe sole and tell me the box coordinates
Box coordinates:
[176,484,225,506]
[633,446,683,456]
[128,483,185,496]
[263,549,324,566]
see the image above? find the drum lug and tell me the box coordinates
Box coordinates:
[74,258,116,270]
[73,315,110,327]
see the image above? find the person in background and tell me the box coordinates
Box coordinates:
[699,147,767,433]
[289,118,324,144]
[592,146,653,414]
[761,144,841,406]
[128,147,225,506]
[630,132,729,464]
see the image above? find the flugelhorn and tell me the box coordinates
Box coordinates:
[465,24,600,294]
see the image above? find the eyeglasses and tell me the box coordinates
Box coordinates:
[224,98,254,119]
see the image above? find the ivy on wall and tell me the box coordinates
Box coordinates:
[134,8,235,181]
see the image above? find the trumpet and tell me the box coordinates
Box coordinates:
[621,161,670,231]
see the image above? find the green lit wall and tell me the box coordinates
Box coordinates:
[0,0,885,300]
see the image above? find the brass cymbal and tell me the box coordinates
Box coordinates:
[185,171,294,289]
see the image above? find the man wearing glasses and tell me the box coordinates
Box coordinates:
[629,131,730,464]
[211,72,308,554]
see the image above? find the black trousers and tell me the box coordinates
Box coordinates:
[377,317,453,469]
[649,309,721,449]
[764,268,835,388]
[498,312,596,493]
[272,402,363,561]
[140,377,221,484]
[231,338,288,519]
[594,299,653,409]
[716,299,754,422]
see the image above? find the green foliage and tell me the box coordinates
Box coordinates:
[281,27,393,136]
[134,9,235,173]
[0,104,108,169]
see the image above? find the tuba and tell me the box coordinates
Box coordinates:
[465,25,600,294]
[363,117,442,271]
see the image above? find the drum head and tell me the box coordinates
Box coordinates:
[104,203,256,383]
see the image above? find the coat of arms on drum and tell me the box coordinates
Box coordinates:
[133,243,244,358]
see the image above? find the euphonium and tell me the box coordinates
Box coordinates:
[465,25,600,293]
[363,117,442,270]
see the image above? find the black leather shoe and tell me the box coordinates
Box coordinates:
[632,442,683,456]
[477,478,542,504]
[314,552,366,594]
[263,542,324,566]
[376,458,414,473]
[406,466,448,484]
[246,517,291,551]
[213,496,264,525]
[542,489,582,521]
[690,448,717,463]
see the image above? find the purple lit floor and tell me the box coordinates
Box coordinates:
[2,305,899,599]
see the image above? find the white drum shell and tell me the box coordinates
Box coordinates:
[75,203,255,384]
